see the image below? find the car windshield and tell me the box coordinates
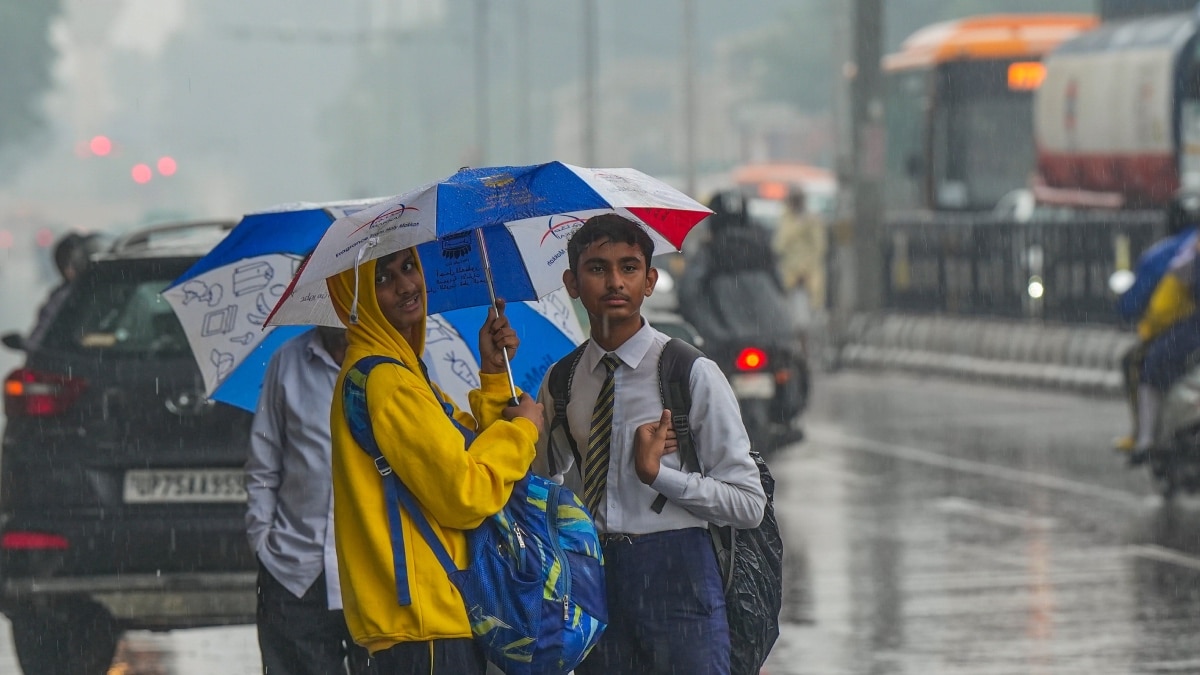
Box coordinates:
[41,261,193,358]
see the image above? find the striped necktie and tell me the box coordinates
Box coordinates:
[582,353,620,516]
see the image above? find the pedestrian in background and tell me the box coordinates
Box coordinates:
[536,214,766,675]
[27,232,95,349]
[246,325,370,674]
[772,189,828,335]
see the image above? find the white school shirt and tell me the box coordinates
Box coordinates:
[535,321,766,534]
[245,329,343,608]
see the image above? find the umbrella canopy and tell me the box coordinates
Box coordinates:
[163,201,584,411]
[265,162,713,328]
[422,292,585,410]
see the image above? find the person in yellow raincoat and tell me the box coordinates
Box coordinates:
[1117,270,1195,454]
[325,247,544,673]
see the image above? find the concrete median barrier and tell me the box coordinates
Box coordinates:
[838,313,1133,395]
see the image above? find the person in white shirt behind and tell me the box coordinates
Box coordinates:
[534,214,766,675]
[245,326,369,675]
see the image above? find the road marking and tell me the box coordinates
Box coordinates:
[1129,544,1200,572]
[807,424,1145,507]
[807,425,1200,573]
[934,496,1057,529]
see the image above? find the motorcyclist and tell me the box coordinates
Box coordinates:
[678,189,807,442]
[678,190,795,348]
[1123,191,1200,465]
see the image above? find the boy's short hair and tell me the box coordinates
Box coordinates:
[567,214,655,272]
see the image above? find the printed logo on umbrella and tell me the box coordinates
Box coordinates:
[481,174,515,188]
[348,204,420,237]
[540,215,587,246]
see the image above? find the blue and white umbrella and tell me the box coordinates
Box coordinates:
[265,162,711,328]
[163,201,584,412]
[421,293,585,412]
[262,162,709,401]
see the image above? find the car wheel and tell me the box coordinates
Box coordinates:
[9,598,121,675]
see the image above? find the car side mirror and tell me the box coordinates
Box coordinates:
[2,333,26,352]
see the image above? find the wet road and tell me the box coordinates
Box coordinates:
[1,370,1198,673]
[765,371,1200,675]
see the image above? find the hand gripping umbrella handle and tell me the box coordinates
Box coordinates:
[476,229,522,407]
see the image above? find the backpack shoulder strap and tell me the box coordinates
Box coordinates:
[546,342,588,477]
[342,356,458,607]
[651,338,703,513]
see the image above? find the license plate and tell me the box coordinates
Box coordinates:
[730,373,775,399]
[123,469,247,504]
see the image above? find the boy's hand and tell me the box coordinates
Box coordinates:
[634,409,677,485]
[478,299,519,374]
[502,393,545,437]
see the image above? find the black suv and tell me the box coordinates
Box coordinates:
[0,221,256,674]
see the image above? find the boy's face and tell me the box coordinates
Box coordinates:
[564,237,657,323]
[375,249,426,335]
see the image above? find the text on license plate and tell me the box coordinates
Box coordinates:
[730,373,775,399]
[123,469,247,504]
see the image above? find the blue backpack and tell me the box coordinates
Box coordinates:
[342,356,607,675]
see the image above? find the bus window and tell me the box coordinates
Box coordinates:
[932,60,1038,210]
[885,69,929,211]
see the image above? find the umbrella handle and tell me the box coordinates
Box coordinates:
[476,229,521,407]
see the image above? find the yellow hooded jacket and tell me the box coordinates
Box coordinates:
[326,250,538,654]
[1138,272,1195,342]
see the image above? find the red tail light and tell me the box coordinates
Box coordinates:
[3,368,87,417]
[1,531,69,550]
[734,347,768,371]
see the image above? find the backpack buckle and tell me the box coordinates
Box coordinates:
[672,414,690,435]
[374,456,393,477]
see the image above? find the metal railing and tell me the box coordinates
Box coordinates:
[882,210,1164,326]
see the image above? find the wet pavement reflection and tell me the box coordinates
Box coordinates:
[765,372,1200,674]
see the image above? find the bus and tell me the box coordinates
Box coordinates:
[1035,11,1200,208]
[884,13,1098,212]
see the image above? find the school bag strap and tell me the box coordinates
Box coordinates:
[650,338,704,513]
[546,342,589,478]
[342,355,473,606]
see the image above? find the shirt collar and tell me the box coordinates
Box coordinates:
[581,319,656,374]
[303,329,340,370]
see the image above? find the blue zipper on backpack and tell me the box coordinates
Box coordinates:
[546,482,571,621]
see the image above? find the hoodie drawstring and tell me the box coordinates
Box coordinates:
[348,236,379,325]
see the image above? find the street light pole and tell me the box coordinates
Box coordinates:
[682,0,697,197]
[849,0,885,312]
[582,0,597,166]
[475,0,490,166]
[516,0,531,162]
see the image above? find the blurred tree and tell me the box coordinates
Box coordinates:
[0,0,63,159]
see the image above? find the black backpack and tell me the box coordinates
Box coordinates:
[546,338,783,675]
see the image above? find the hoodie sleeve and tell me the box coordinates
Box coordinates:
[467,372,522,430]
[367,366,537,530]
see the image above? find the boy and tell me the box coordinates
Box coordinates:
[534,214,767,675]
[325,247,543,674]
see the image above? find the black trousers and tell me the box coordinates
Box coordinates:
[366,638,487,675]
[257,562,370,675]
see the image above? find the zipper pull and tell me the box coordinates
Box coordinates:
[563,595,570,621]
[514,525,526,549]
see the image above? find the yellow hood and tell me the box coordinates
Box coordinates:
[327,248,426,369]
